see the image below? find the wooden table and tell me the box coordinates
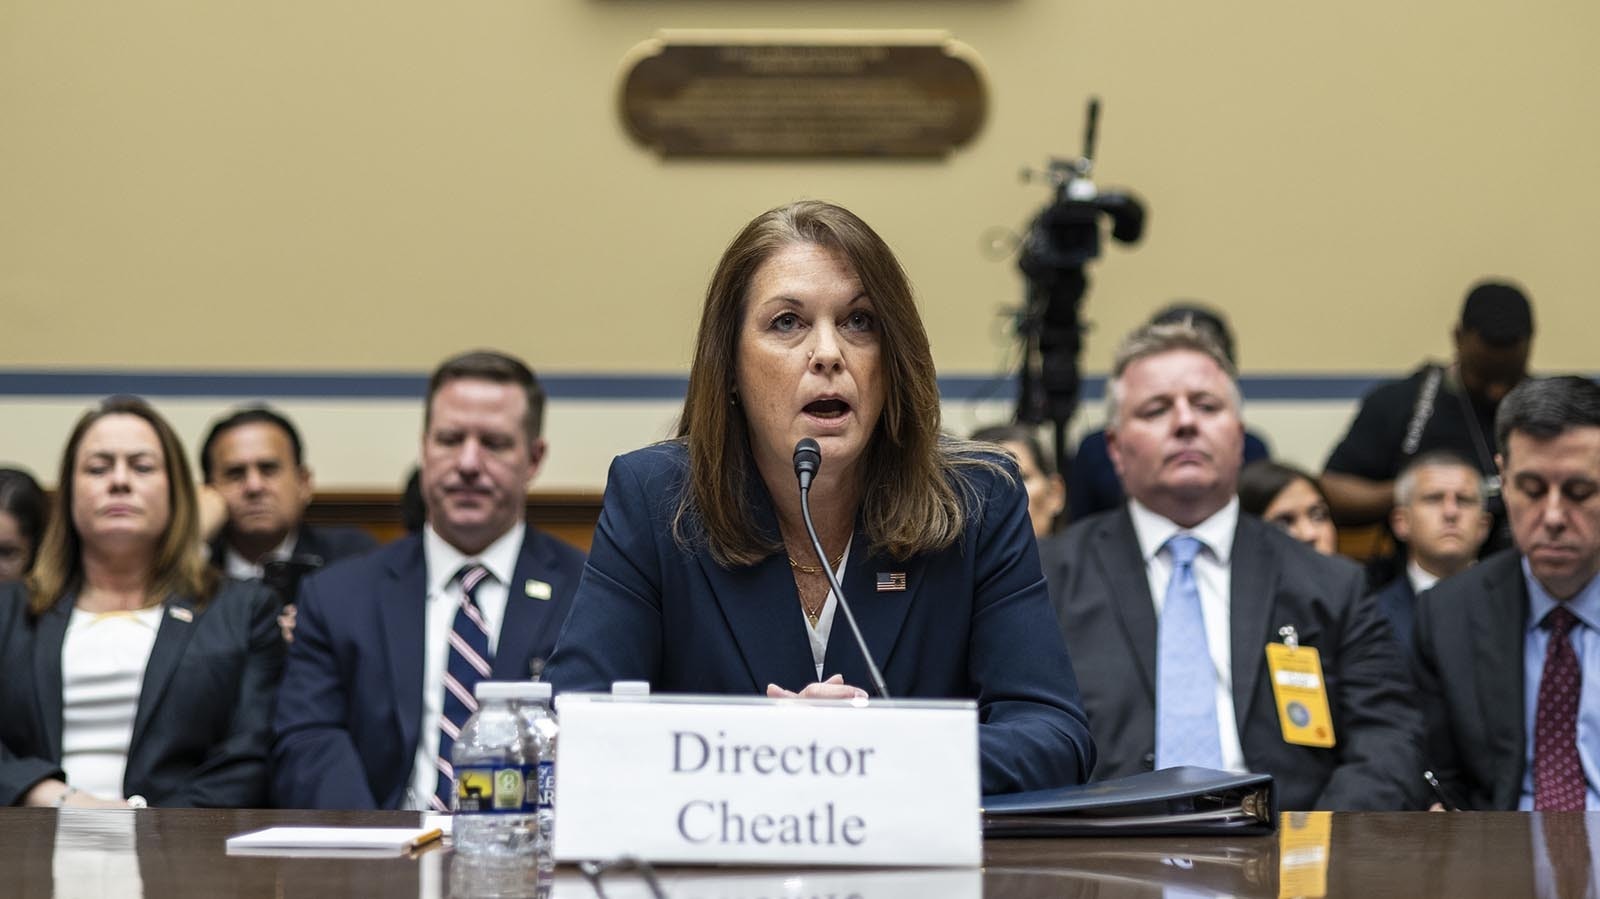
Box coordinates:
[2,807,1582,897]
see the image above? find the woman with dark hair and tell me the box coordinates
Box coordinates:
[545,200,1095,793]
[1238,460,1339,556]
[0,468,46,580]
[0,396,285,808]
[970,424,1065,538]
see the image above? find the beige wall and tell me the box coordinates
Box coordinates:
[0,3,1592,487]
[3,1,1591,377]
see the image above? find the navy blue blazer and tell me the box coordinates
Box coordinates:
[271,527,585,810]
[1370,575,1417,652]
[0,579,285,808]
[543,442,1096,795]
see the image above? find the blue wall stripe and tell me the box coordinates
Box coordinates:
[0,368,1392,402]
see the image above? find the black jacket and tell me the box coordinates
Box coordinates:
[0,579,285,807]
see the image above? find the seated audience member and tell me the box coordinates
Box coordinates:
[272,351,586,810]
[0,396,284,808]
[0,468,47,580]
[1069,303,1270,522]
[1371,451,1491,649]
[970,424,1066,538]
[1039,321,1422,810]
[1238,460,1338,556]
[199,406,377,584]
[544,200,1096,794]
[1321,280,1533,557]
[1414,376,1600,810]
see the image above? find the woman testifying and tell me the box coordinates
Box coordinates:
[0,397,285,808]
[546,201,1094,793]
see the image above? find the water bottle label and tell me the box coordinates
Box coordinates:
[537,760,555,811]
[456,765,537,813]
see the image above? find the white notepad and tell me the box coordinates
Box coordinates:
[225,826,443,858]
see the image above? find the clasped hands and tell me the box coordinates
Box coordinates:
[25,778,142,810]
[765,673,869,701]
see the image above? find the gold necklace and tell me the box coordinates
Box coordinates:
[799,592,826,627]
[789,549,845,627]
[788,548,845,576]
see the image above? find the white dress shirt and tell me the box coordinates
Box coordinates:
[1406,559,1442,596]
[1127,497,1247,773]
[60,606,164,800]
[405,521,524,810]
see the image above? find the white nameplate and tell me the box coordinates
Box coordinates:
[547,867,982,898]
[552,694,981,867]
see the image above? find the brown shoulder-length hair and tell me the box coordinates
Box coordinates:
[674,199,995,567]
[27,396,216,615]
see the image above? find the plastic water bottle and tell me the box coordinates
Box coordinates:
[510,682,557,870]
[452,682,538,858]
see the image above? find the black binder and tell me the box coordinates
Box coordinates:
[982,767,1276,837]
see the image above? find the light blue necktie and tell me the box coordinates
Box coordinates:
[1156,534,1225,770]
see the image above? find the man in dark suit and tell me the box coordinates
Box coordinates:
[199,406,377,583]
[1414,375,1600,810]
[271,350,585,810]
[1368,450,1491,649]
[1040,320,1422,810]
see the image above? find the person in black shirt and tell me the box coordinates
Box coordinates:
[1321,280,1533,555]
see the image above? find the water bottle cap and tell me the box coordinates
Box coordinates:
[506,681,553,701]
[611,681,651,696]
[473,681,523,702]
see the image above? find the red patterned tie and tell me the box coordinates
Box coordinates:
[1535,605,1586,812]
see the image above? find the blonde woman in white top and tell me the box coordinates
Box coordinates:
[0,396,285,809]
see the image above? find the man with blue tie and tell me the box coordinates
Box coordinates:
[1039,320,1423,810]
[271,350,586,810]
[1415,376,1600,810]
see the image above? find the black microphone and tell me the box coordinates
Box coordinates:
[791,438,891,699]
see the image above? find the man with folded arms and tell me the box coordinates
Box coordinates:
[1415,376,1600,810]
[1039,320,1422,810]
[272,350,585,810]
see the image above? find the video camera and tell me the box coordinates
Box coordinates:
[1014,98,1147,475]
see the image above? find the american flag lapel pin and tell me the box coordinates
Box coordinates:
[876,571,907,592]
[168,606,194,623]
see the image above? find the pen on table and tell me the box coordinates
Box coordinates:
[406,828,445,854]
[1423,770,1461,811]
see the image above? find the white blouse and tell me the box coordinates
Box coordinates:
[59,606,163,800]
[804,540,852,682]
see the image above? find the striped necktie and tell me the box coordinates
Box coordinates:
[1156,534,1225,770]
[432,562,495,811]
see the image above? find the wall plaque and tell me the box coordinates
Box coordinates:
[619,30,987,158]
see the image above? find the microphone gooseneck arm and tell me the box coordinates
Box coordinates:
[792,439,891,700]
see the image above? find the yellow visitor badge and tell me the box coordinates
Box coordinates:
[1265,626,1336,749]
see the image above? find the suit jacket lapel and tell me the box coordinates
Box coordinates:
[130,595,199,750]
[493,535,563,679]
[700,475,821,692]
[1470,554,1527,802]
[1094,509,1159,698]
[32,595,72,761]
[379,541,428,758]
[821,531,917,692]
[1228,517,1279,725]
